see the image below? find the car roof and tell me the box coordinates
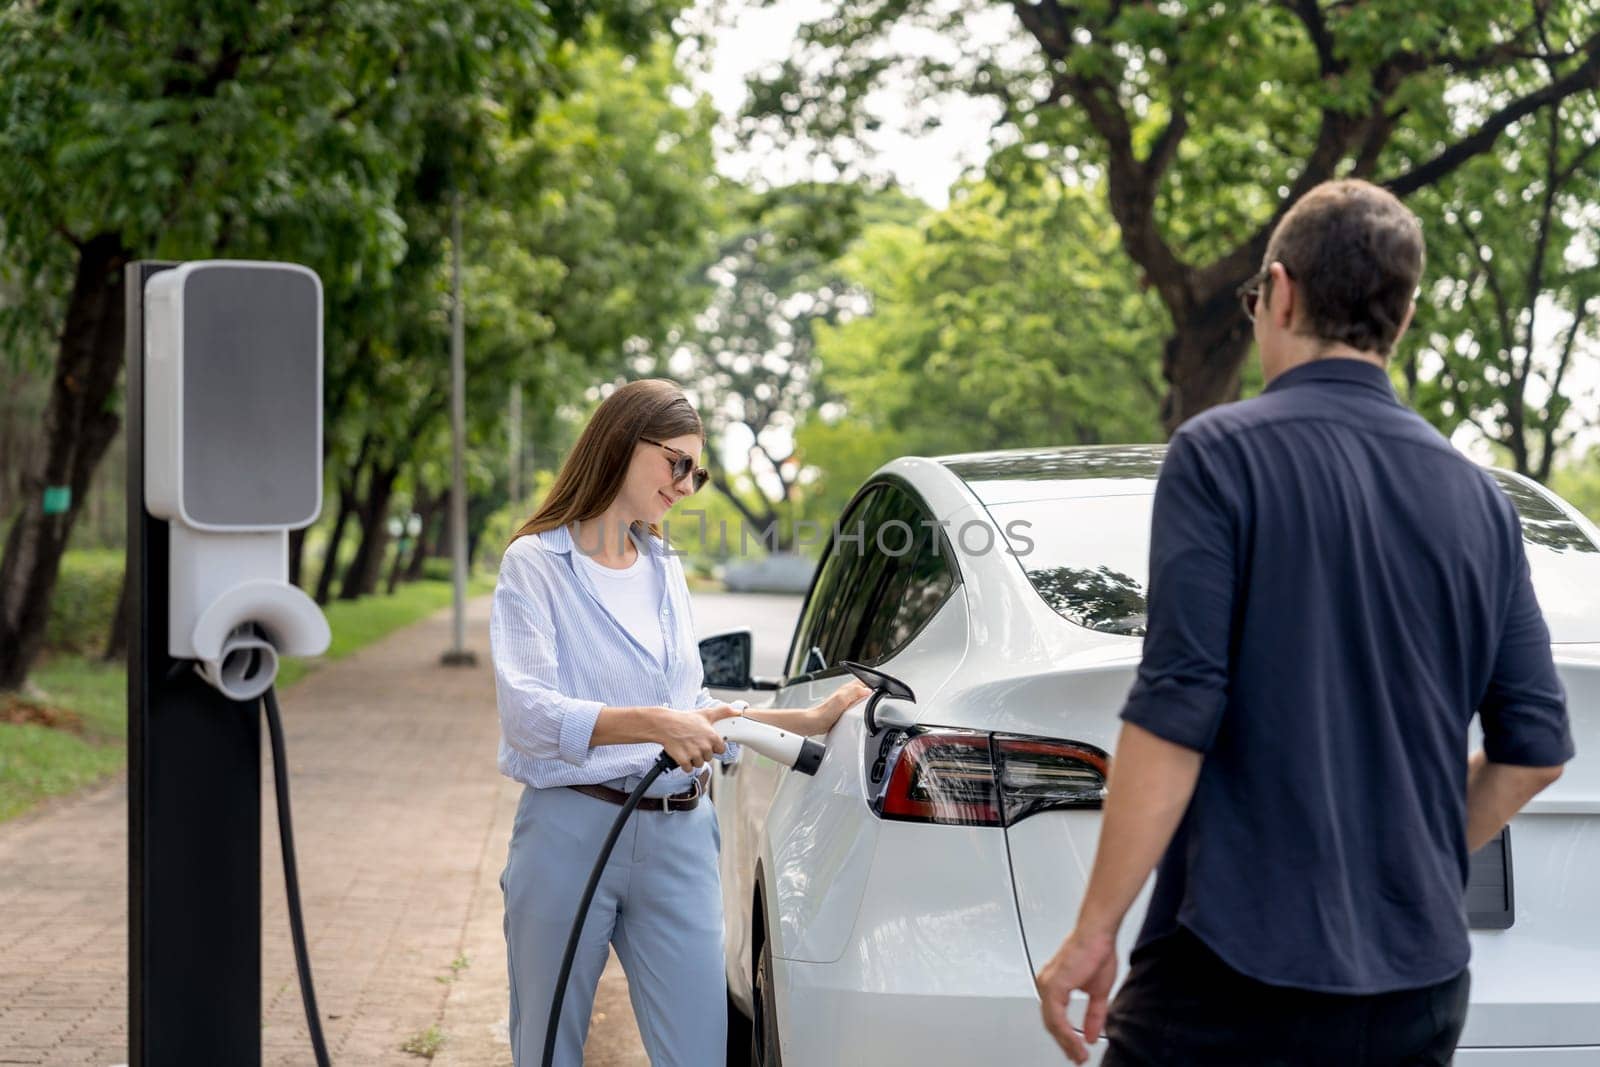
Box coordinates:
[932,444,1167,505]
[927,444,1596,540]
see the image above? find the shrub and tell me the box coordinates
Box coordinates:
[45,550,124,655]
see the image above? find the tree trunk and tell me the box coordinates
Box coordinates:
[384,526,407,594]
[404,489,442,580]
[315,477,358,605]
[315,433,373,605]
[0,234,130,691]
[1159,288,1254,436]
[288,526,308,589]
[340,462,398,600]
[385,478,423,595]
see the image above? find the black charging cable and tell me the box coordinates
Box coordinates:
[541,749,678,1067]
[262,685,333,1067]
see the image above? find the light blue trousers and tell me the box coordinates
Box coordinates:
[500,784,727,1066]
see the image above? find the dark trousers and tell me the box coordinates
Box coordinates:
[1102,927,1471,1067]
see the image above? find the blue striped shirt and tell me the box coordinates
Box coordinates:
[490,521,740,797]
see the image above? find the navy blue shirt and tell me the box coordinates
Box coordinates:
[1121,356,1575,994]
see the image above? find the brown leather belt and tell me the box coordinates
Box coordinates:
[569,770,709,813]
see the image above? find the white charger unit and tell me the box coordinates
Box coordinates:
[143,261,331,701]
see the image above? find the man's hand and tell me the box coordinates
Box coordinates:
[1032,723,1202,1062]
[1037,927,1117,1064]
[1466,748,1563,851]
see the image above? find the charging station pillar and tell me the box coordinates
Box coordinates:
[125,260,262,1065]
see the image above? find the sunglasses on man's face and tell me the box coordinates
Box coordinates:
[639,437,709,493]
[1237,263,1292,323]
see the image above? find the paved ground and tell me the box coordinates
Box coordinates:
[0,587,802,1067]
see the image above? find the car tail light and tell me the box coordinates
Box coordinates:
[873,729,1108,827]
[993,736,1108,825]
[877,731,1000,825]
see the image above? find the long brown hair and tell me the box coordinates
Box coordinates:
[508,378,705,549]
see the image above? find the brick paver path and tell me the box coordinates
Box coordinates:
[1,589,801,1067]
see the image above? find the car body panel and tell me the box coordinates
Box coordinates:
[763,591,970,965]
[715,673,805,1010]
[772,821,1068,1065]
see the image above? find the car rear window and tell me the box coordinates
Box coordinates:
[984,495,1156,637]
[983,473,1600,643]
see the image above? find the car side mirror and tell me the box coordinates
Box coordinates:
[699,629,754,689]
[697,629,782,692]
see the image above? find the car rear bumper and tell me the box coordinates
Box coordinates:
[772,951,1600,1066]
[775,953,1086,1063]
[1454,1049,1600,1064]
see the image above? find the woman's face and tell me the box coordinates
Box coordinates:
[624,433,704,524]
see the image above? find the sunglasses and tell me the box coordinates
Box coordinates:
[1237,263,1292,322]
[639,437,709,493]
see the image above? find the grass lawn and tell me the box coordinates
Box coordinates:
[0,572,497,823]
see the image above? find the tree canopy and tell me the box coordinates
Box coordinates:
[744,0,1600,432]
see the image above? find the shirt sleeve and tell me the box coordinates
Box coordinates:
[1477,505,1573,767]
[489,550,605,766]
[1119,429,1237,753]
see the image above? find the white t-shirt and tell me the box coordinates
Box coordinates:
[571,539,667,670]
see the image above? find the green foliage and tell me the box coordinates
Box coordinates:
[651,182,924,542]
[1551,449,1600,526]
[421,557,456,583]
[1403,88,1600,481]
[308,35,722,569]
[0,1,719,686]
[814,176,1167,461]
[790,417,907,536]
[44,549,124,656]
[472,39,720,387]
[743,0,1600,433]
[400,1026,446,1059]
[749,0,1593,264]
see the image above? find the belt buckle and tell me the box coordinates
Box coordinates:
[667,769,707,814]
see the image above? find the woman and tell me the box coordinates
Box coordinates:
[490,378,869,1066]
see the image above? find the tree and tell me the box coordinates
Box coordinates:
[813,173,1166,468]
[661,183,923,549]
[320,37,721,598]
[744,0,1600,433]
[1403,88,1600,481]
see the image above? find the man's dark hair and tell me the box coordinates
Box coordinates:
[1263,179,1424,357]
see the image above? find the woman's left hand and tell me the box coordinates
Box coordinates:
[811,679,872,735]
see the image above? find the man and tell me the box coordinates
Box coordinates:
[1036,179,1574,1065]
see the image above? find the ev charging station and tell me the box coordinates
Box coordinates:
[126,260,331,1064]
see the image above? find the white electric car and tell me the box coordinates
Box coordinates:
[698,445,1600,1067]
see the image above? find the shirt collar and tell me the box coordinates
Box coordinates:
[536,521,665,559]
[1263,355,1401,403]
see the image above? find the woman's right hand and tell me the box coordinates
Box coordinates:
[653,703,742,772]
